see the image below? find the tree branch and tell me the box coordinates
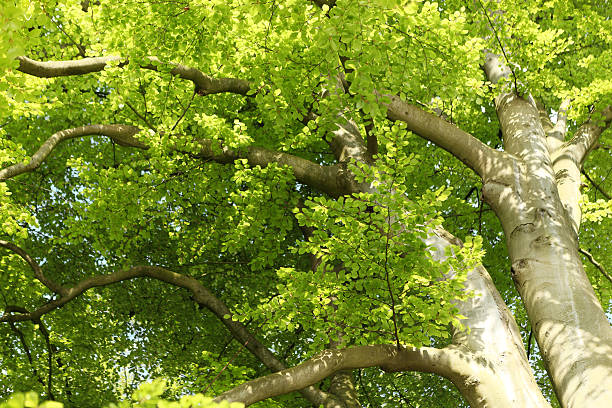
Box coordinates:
[382,93,504,178]
[0,265,334,406]
[0,124,355,197]
[17,56,501,182]
[16,56,250,96]
[8,320,48,392]
[565,105,612,166]
[582,170,611,200]
[0,124,145,182]
[213,344,464,406]
[578,247,612,284]
[0,240,67,295]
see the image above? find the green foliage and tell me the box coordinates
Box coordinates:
[0,380,244,408]
[0,0,610,407]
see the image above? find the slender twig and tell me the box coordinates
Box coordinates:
[357,369,374,407]
[527,328,533,359]
[476,0,519,92]
[40,4,87,57]
[171,91,196,131]
[8,321,47,388]
[125,101,158,132]
[582,170,611,200]
[391,378,417,408]
[384,180,401,350]
[578,247,612,283]
[202,340,249,394]
[478,189,484,236]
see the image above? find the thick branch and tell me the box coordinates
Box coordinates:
[551,106,612,232]
[382,93,503,179]
[16,56,250,96]
[0,240,67,295]
[16,56,120,77]
[0,265,332,406]
[213,344,462,406]
[0,124,145,182]
[566,106,612,166]
[0,125,354,197]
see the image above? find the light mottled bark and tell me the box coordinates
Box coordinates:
[383,93,506,179]
[323,111,551,407]
[0,124,145,182]
[214,344,468,406]
[480,75,612,407]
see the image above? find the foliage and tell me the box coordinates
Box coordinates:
[0,380,243,408]
[0,0,611,407]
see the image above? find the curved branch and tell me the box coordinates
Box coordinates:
[0,124,145,182]
[213,344,464,406]
[566,105,612,166]
[382,93,503,178]
[0,240,67,295]
[0,265,334,406]
[0,125,353,196]
[16,56,250,96]
[8,320,48,391]
[552,106,612,232]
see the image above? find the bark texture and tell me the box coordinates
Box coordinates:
[482,92,612,408]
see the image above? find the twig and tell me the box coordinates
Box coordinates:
[582,170,611,200]
[202,340,249,394]
[578,247,612,284]
[357,369,375,407]
[384,177,401,350]
[0,240,67,295]
[526,328,533,359]
[476,0,519,92]
[125,101,158,133]
[171,91,196,131]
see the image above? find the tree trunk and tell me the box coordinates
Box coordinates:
[483,92,612,407]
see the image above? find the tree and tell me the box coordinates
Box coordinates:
[0,0,611,407]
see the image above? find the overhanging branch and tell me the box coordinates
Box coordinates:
[0,124,145,182]
[213,344,464,406]
[0,265,334,406]
[16,56,250,96]
[0,240,67,295]
[382,93,504,178]
[0,124,353,197]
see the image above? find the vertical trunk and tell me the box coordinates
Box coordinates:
[425,229,551,408]
[330,109,551,407]
[483,93,612,408]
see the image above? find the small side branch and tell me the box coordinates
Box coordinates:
[566,105,612,166]
[0,124,353,196]
[578,247,612,284]
[0,240,67,295]
[0,265,334,407]
[8,320,47,391]
[476,0,519,91]
[0,124,145,182]
[582,170,611,200]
